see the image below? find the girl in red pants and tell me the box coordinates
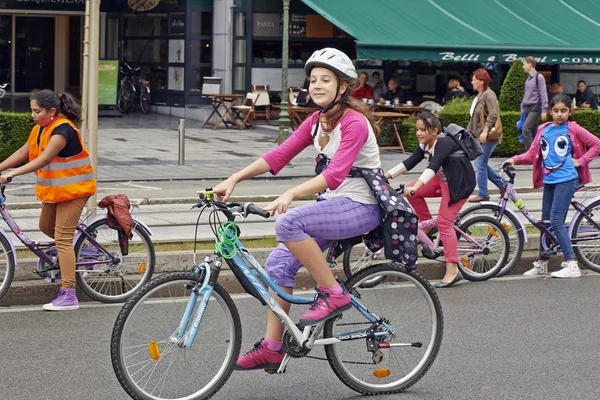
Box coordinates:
[386,112,476,287]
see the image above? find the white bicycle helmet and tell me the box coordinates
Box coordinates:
[304,48,358,80]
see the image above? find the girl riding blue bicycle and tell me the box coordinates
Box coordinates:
[213,48,394,371]
[505,93,600,278]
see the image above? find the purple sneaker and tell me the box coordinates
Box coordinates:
[233,339,285,371]
[299,287,351,327]
[42,288,80,311]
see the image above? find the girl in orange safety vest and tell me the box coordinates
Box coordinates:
[0,89,96,311]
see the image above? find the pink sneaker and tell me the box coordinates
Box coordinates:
[299,287,352,327]
[234,339,285,371]
[42,288,79,311]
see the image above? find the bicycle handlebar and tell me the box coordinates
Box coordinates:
[501,163,516,182]
[395,183,415,197]
[193,189,270,220]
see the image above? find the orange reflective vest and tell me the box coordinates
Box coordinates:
[27,116,97,203]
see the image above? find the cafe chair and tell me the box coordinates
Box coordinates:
[232,92,260,129]
[251,84,271,123]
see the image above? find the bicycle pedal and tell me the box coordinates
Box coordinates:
[264,368,283,375]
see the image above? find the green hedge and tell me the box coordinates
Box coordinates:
[498,60,526,112]
[0,112,35,161]
[377,120,418,152]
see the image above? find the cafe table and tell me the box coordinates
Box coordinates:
[201,93,244,130]
[372,111,411,153]
[288,105,320,131]
[378,104,424,115]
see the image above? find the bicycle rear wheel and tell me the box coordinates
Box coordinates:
[342,244,385,280]
[140,86,151,114]
[0,233,15,300]
[571,198,600,272]
[74,218,155,303]
[324,263,443,395]
[111,271,242,400]
[456,204,524,277]
[456,215,509,281]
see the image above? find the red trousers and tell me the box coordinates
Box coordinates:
[407,175,467,262]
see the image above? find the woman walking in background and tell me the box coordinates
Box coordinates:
[467,68,505,202]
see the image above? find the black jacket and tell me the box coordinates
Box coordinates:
[403,136,476,205]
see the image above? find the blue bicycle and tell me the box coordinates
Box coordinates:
[110,190,443,399]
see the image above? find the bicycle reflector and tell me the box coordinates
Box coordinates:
[487,227,500,238]
[138,262,147,274]
[503,223,511,234]
[148,341,160,360]
[373,368,390,378]
[460,257,472,270]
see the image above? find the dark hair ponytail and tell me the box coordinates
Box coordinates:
[30,89,83,126]
[417,111,443,135]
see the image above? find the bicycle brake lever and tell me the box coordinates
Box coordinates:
[231,211,244,221]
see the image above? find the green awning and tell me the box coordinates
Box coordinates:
[301,0,600,65]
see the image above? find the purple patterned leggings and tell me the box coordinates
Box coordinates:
[265,197,381,287]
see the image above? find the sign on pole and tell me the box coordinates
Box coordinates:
[98,59,119,106]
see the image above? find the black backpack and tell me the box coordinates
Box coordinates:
[443,123,483,161]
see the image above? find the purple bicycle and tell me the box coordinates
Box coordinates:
[456,164,600,277]
[0,186,155,302]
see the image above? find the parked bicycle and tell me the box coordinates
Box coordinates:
[456,164,600,277]
[117,63,151,114]
[111,189,443,400]
[343,185,509,282]
[0,185,156,302]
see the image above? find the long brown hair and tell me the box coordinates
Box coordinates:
[319,78,381,137]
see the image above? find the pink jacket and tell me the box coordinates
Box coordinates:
[513,121,600,189]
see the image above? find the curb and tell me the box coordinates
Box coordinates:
[0,236,571,307]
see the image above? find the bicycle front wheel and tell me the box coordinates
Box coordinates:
[117,84,134,113]
[111,271,242,400]
[324,263,443,395]
[74,218,156,303]
[456,204,524,277]
[0,233,15,300]
[456,215,509,281]
[572,198,600,272]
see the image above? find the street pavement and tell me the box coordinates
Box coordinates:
[1,274,600,399]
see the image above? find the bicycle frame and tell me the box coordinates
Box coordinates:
[495,173,600,251]
[176,239,395,366]
[0,190,123,274]
[416,217,490,254]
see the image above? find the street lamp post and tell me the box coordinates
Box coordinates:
[277,0,290,144]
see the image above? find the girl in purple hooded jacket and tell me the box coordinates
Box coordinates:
[505,94,600,279]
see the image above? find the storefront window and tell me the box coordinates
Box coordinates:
[0,16,11,85]
[234,12,246,36]
[190,40,212,64]
[123,16,168,36]
[234,67,246,91]
[123,39,168,63]
[190,66,213,91]
[191,12,213,36]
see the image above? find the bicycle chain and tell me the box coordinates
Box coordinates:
[282,321,380,365]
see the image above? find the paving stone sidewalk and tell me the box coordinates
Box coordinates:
[16,113,600,183]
